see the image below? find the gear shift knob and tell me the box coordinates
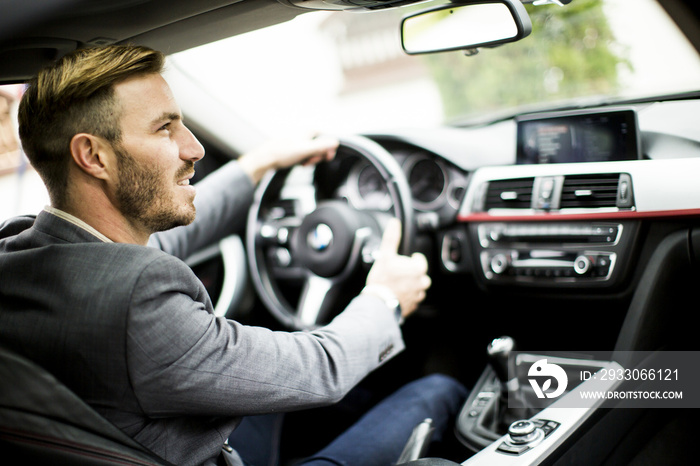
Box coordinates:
[485,336,530,432]
[487,336,515,383]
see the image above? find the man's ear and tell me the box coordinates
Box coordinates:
[69,133,114,180]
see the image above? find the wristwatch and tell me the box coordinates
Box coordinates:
[362,285,403,325]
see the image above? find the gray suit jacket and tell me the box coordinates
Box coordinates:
[0,161,404,465]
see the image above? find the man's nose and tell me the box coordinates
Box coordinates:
[180,125,205,162]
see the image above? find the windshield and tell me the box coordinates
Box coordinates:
[171,0,700,135]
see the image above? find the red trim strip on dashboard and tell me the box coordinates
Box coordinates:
[457,208,700,223]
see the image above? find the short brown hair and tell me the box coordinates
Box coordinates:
[18,45,165,207]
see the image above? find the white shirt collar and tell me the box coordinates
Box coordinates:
[44,206,113,243]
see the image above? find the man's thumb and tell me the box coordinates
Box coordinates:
[379,218,402,254]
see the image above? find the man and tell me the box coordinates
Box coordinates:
[0,45,466,465]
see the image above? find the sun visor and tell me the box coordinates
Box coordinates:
[279,0,425,11]
[0,39,79,83]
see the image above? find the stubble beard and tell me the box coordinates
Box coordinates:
[113,144,196,234]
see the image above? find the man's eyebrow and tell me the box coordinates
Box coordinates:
[152,112,182,126]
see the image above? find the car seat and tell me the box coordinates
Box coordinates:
[0,345,172,465]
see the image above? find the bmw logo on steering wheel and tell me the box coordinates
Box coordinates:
[307,223,333,252]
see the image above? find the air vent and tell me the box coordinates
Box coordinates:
[560,174,621,209]
[484,178,534,210]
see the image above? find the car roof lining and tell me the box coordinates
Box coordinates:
[2,0,699,85]
[126,1,304,54]
[0,0,306,84]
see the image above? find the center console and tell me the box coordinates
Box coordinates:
[454,337,624,465]
[430,108,655,465]
[453,108,643,290]
[469,220,639,288]
[457,362,622,466]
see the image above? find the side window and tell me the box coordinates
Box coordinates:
[0,89,19,157]
[0,85,48,222]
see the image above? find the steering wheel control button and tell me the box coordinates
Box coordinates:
[273,248,292,268]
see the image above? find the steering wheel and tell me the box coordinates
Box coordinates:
[246,135,414,330]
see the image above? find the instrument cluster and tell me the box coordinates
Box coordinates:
[341,146,469,229]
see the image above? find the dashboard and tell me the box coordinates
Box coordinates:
[265,98,699,310]
[354,99,700,294]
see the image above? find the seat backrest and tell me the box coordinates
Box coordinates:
[0,345,171,465]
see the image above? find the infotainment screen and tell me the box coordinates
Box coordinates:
[516,108,640,164]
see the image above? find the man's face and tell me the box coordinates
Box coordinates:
[111,73,204,233]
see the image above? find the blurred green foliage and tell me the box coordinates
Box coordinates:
[420,0,628,123]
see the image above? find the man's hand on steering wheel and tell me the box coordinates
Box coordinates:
[247,134,417,329]
[239,135,339,184]
[364,218,431,320]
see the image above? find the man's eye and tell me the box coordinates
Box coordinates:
[159,123,172,132]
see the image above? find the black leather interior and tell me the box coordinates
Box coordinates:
[0,345,171,465]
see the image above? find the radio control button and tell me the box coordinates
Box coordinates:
[573,255,592,275]
[490,254,509,275]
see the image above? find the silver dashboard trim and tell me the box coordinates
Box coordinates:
[460,158,700,219]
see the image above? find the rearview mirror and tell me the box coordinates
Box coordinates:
[401,0,532,55]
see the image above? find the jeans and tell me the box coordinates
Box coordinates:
[228,374,468,466]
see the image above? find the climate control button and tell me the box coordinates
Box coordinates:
[490,253,510,275]
[573,255,592,275]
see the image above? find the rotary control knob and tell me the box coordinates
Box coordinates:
[490,253,510,275]
[508,420,543,445]
[573,255,592,275]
